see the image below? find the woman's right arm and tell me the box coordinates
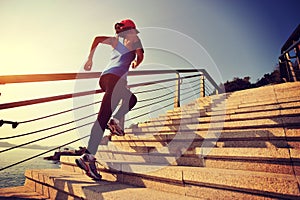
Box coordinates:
[84,36,116,71]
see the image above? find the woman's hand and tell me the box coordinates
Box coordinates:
[131,60,138,69]
[84,59,93,71]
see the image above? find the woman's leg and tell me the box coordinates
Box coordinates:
[113,87,137,121]
[87,74,121,154]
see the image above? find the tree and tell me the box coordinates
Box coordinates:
[223,69,282,93]
[255,69,281,87]
[224,76,252,93]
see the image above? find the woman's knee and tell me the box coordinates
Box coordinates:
[129,94,137,108]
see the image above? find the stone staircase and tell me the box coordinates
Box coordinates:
[23,82,300,199]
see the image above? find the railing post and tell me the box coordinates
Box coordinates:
[284,52,297,82]
[174,72,180,108]
[279,56,288,82]
[200,75,205,98]
[295,43,300,71]
[215,87,219,95]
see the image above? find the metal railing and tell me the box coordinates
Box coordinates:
[279,24,300,82]
[0,68,222,171]
[0,69,221,109]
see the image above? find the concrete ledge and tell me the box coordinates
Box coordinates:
[128,119,287,134]
[10,82,300,200]
[128,83,300,135]
[126,108,300,134]
[118,127,287,141]
[59,156,300,199]
[61,148,294,174]
[0,186,49,199]
[96,146,292,161]
[182,167,300,198]
[24,169,199,200]
[167,93,300,116]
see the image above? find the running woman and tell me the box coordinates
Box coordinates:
[76,19,144,180]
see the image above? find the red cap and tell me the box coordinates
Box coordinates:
[116,19,139,34]
[120,19,136,29]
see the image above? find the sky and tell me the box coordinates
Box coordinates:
[1,0,299,81]
[0,0,300,150]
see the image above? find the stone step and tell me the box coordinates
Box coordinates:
[98,141,294,161]
[119,127,288,140]
[105,127,300,173]
[166,98,300,119]
[227,82,300,99]
[111,136,289,150]
[163,108,299,124]
[0,186,49,199]
[125,116,300,135]
[154,101,300,131]
[164,96,300,122]
[24,169,199,200]
[165,86,300,116]
[130,101,300,132]
[225,89,300,106]
[117,128,300,154]
[109,132,300,163]
[94,144,297,173]
[273,82,300,92]
[59,157,300,199]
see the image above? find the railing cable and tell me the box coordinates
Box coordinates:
[181,76,201,86]
[126,100,175,122]
[19,101,101,124]
[0,134,90,172]
[137,90,174,103]
[133,92,174,111]
[0,113,97,140]
[134,82,176,94]
[131,82,200,115]
[0,122,93,154]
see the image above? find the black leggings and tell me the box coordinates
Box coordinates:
[87,74,137,154]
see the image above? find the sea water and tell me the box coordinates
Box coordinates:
[0,147,60,188]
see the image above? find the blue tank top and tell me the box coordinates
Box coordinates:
[102,40,135,80]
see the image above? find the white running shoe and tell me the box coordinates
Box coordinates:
[75,153,102,180]
[107,119,125,136]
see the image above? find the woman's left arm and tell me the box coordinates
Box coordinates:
[132,49,144,69]
[131,38,144,69]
